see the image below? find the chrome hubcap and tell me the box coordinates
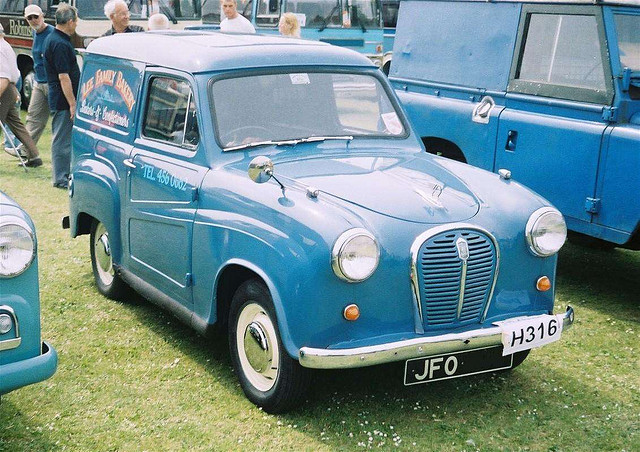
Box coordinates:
[236,303,279,392]
[94,223,114,285]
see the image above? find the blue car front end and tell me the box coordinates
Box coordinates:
[0,192,57,395]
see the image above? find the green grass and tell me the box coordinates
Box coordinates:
[1,117,639,451]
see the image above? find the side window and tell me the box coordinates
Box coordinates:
[509,9,612,104]
[143,77,200,148]
[256,0,280,26]
[518,14,605,90]
[0,0,25,14]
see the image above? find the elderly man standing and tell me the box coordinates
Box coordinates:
[220,0,256,33]
[24,4,54,146]
[0,24,42,167]
[102,0,145,36]
[43,4,80,189]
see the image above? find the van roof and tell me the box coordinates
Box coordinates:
[402,0,640,5]
[85,31,375,73]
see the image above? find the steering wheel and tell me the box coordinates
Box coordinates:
[221,126,272,147]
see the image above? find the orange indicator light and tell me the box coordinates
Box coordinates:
[536,276,551,292]
[344,304,360,321]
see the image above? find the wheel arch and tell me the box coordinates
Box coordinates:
[214,259,298,360]
[421,136,467,163]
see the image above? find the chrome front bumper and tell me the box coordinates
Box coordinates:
[299,306,574,369]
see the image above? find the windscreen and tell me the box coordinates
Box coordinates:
[211,72,405,149]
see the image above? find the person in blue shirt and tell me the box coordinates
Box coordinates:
[24,4,54,146]
[43,4,80,189]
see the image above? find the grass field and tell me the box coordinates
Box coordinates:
[1,120,638,451]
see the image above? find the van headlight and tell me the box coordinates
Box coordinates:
[332,228,379,282]
[0,217,36,277]
[525,207,566,257]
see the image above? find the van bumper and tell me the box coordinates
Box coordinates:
[0,342,58,395]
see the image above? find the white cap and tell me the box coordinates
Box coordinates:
[24,4,43,17]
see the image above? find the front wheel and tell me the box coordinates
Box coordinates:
[90,220,129,300]
[229,280,310,413]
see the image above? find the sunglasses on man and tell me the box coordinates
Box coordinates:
[26,15,40,20]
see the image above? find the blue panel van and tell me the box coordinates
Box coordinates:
[390,0,640,249]
[65,31,574,412]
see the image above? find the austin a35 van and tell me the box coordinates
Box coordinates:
[65,31,574,412]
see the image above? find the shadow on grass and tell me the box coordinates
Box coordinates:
[556,242,640,320]
[0,398,57,452]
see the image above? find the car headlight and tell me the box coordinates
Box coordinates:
[0,217,36,277]
[525,207,566,257]
[332,228,379,282]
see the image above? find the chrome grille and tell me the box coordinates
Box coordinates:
[417,229,497,328]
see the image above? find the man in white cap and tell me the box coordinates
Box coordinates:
[24,4,54,145]
[0,23,42,167]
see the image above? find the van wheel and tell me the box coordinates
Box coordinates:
[90,220,129,299]
[229,280,310,413]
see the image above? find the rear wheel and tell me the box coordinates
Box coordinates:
[90,220,129,300]
[229,279,310,413]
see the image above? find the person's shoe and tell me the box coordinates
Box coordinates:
[53,182,68,189]
[4,144,26,158]
[21,157,43,168]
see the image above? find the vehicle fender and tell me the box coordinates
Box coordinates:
[69,159,122,263]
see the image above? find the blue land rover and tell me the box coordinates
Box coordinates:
[390,0,640,250]
[65,31,573,412]
[1,192,57,396]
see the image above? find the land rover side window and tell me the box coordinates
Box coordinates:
[143,77,199,148]
[511,11,612,104]
[211,72,405,149]
[614,14,640,71]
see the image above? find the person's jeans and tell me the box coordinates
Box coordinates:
[51,110,72,186]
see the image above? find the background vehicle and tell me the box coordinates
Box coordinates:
[0,0,202,106]
[195,0,385,67]
[391,0,640,250]
[0,191,57,396]
[381,0,398,73]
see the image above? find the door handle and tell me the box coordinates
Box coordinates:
[123,159,136,168]
[505,130,518,152]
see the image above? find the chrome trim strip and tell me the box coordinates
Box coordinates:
[409,223,501,330]
[0,337,22,351]
[0,305,21,351]
[457,259,468,318]
[299,307,574,369]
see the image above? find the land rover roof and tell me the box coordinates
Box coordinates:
[399,0,640,6]
[85,31,376,74]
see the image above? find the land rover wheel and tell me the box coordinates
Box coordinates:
[229,279,310,413]
[90,220,129,299]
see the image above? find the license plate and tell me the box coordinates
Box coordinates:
[404,346,513,386]
[499,314,564,356]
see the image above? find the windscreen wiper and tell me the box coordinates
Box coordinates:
[223,135,353,151]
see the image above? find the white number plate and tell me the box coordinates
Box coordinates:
[500,314,564,356]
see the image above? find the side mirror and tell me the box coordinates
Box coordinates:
[248,156,274,184]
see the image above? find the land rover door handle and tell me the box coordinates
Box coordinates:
[123,159,136,169]
[505,130,518,152]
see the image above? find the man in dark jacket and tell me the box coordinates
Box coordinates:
[43,4,80,189]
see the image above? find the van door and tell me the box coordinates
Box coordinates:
[495,6,613,227]
[123,73,205,310]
